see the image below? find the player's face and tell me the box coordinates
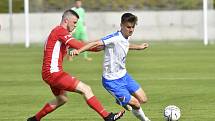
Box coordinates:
[75,1,82,8]
[120,22,135,39]
[66,16,78,32]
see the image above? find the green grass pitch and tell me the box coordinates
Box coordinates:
[0,41,215,121]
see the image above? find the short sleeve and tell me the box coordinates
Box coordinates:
[101,33,117,46]
[58,28,74,44]
[54,27,85,49]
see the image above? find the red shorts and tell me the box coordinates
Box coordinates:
[43,71,80,96]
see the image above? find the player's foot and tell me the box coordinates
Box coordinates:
[68,56,73,61]
[85,57,92,61]
[27,116,38,121]
[104,110,125,121]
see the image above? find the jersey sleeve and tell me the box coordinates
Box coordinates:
[67,39,86,49]
[101,34,115,46]
[58,29,85,49]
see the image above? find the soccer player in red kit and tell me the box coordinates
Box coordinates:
[27,9,124,121]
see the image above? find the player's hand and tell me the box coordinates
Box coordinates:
[70,49,79,57]
[140,43,149,49]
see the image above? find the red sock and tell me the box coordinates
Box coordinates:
[87,96,110,118]
[35,103,55,120]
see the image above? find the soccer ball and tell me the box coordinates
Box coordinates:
[164,105,181,121]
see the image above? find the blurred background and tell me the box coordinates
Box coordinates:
[0,0,215,45]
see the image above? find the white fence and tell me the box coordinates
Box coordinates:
[0,10,215,44]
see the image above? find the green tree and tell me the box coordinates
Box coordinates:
[0,0,23,13]
[0,0,213,13]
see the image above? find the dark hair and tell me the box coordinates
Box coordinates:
[121,13,137,25]
[62,9,79,20]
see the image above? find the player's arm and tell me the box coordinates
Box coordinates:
[67,39,103,52]
[59,32,102,52]
[71,40,104,56]
[66,38,85,49]
[129,43,149,50]
[59,31,85,49]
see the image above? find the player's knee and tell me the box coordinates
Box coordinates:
[139,96,148,104]
[77,82,94,98]
[131,103,141,110]
[82,84,93,94]
[129,98,141,109]
[86,85,93,94]
[62,97,68,104]
[57,96,68,105]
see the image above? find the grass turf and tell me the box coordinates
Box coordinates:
[0,41,215,121]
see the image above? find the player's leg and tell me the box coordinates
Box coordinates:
[126,73,150,121]
[80,29,92,61]
[67,48,74,61]
[27,91,68,121]
[128,95,150,121]
[132,88,147,105]
[128,88,147,109]
[102,73,150,121]
[49,72,124,121]
[48,88,69,109]
[74,81,124,121]
[83,49,92,61]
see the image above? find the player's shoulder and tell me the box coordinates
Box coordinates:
[54,26,65,30]
[102,31,120,41]
[52,26,67,33]
[71,7,84,11]
[49,26,69,39]
[80,7,85,11]
[71,7,76,10]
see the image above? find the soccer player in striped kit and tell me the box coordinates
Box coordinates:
[27,9,124,121]
[71,12,151,121]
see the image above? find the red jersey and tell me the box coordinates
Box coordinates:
[42,26,84,80]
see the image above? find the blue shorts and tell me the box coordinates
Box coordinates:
[102,73,140,106]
